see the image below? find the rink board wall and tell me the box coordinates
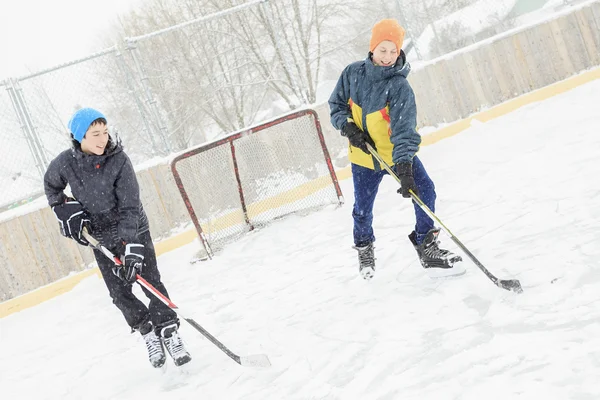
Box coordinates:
[1,1,599,315]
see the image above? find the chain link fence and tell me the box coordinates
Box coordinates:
[0,0,589,210]
[0,0,283,210]
[16,47,159,165]
[124,0,272,154]
[0,80,45,208]
[0,47,166,210]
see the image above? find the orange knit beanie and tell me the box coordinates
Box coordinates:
[369,19,405,53]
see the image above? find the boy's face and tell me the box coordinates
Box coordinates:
[81,122,109,155]
[372,41,399,67]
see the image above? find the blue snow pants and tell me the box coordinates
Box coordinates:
[352,156,436,246]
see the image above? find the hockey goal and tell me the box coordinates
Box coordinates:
[171,109,344,259]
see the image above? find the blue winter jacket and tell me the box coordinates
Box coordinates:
[329,51,421,169]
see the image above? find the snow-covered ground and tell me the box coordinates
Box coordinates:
[1,78,600,399]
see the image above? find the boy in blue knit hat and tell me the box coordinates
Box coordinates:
[44,108,191,368]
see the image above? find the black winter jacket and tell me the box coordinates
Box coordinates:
[44,140,149,248]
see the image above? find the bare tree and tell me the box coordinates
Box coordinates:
[98,0,376,151]
[251,0,361,105]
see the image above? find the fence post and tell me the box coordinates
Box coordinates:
[5,78,48,180]
[125,39,172,155]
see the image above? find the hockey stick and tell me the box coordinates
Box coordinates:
[81,229,272,368]
[366,144,523,293]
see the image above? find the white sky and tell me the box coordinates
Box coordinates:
[0,0,142,80]
[2,77,600,398]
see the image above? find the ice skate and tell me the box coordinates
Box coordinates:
[353,243,375,280]
[409,228,465,278]
[160,324,192,367]
[139,322,166,368]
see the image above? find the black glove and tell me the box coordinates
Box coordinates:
[112,242,144,283]
[395,162,418,198]
[341,122,376,154]
[52,200,91,246]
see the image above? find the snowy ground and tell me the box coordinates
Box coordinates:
[2,78,600,399]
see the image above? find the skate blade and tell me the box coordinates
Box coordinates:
[360,267,375,280]
[425,264,466,279]
[190,256,210,264]
[152,357,167,369]
[173,354,192,367]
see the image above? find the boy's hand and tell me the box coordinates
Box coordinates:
[52,200,91,246]
[342,122,376,154]
[112,242,144,283]
[395,162,418,198]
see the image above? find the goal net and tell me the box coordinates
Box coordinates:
[171,109,344,259]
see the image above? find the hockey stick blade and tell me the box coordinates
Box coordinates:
[81,229,274,367]
[239,354,272,368]
[499,279,523,293]
[365,145,524,294]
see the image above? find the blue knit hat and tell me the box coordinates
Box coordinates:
[68,108,106,143]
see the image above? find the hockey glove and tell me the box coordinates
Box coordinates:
[395,162,418,198]
[112,242,144,284]
[52,200,91,246]
[341,122,376,154]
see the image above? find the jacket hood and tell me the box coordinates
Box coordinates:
[365,50,411,82]
[70,136,124,172]
[71,136,123,161]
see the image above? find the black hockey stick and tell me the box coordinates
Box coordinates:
[366,144,523,293]
[82,229,272,367]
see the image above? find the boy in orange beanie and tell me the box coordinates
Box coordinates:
[369,18,405,59]
[328,19,464,280]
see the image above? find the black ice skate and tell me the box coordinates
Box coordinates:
[409,228,465,278]
[139,322,166,368]
[160,324,192,366]
[353,243,375,280]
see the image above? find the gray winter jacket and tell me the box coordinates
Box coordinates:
[44,140,149,248]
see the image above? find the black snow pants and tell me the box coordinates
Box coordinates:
[94,230,179,332]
